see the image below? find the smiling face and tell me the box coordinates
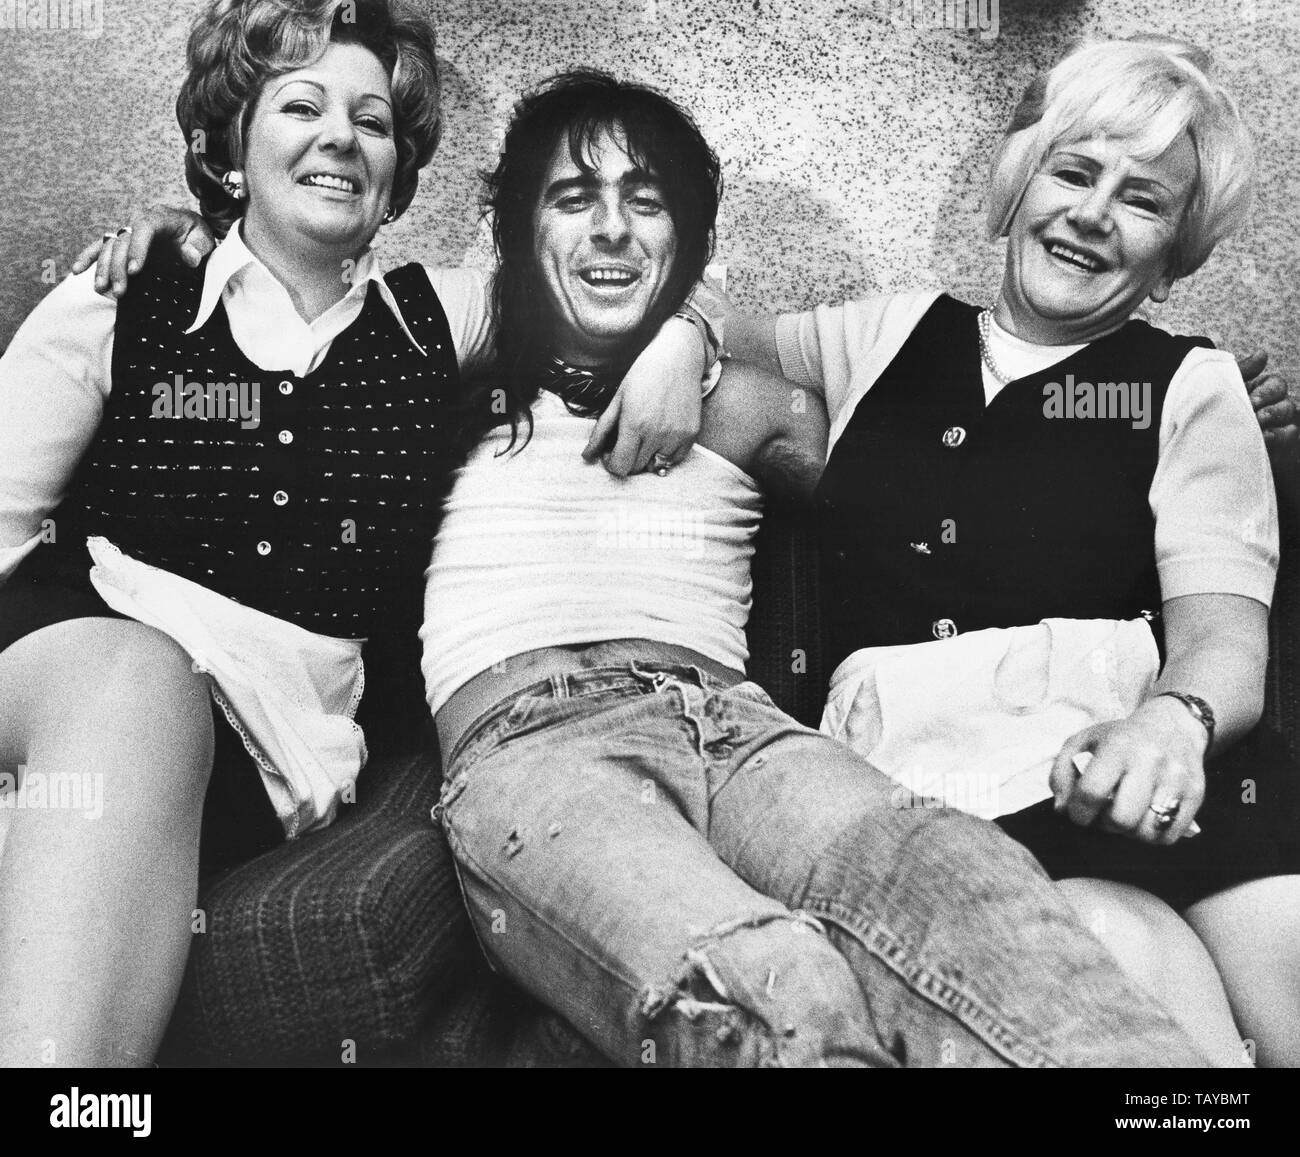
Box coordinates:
[996,133,1199,344]
[532,124,679,365]
[240,40,397,261]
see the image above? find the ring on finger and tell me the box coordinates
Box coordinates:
[1148,798,1181,829]
[651,452,673,477]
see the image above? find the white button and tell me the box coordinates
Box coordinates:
[256,541,272,556]
[273,490,289,506]
[941,426,966,448]
[278,430,293,445]
[932,618,957,639]
[279,380,293,395]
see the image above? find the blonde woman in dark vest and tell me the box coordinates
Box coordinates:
[715,37,1299,1065]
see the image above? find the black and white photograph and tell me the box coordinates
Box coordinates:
[0,0,1297,1129]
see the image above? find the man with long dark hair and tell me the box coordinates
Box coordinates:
[418,71,1209,1068]
[459,71,725,461]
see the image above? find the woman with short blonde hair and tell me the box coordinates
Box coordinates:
[721,35,1300,1065]
[987,36,1253,279]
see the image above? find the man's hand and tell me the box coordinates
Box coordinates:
[583,316,706,477]
[1049,697,1208,846]
[1237,350,1299,467]
[70,206,215,298]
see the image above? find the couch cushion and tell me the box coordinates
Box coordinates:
[746,505,826,727]
[161,746,477,1065]
[418,963,609,1067]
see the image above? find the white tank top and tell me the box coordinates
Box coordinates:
[421,391,764,714]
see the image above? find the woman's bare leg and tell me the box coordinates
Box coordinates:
[1184,876,1300,1067]
[1056,877,1247,1067]
[0,619,213,1066]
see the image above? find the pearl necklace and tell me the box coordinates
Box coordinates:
[977,309,1013,387]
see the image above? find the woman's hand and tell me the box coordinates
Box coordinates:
[583,315,706,477]
[70,207,215,299]
[1049,696,1210,845]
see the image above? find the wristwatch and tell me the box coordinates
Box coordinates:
[1155,691,1216,752]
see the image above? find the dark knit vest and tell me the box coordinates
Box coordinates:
[29,250,460,652]
[815,294,1213,675]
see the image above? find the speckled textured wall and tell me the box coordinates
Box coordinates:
[1,0,1296,374]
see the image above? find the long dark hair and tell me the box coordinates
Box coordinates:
[460,69,723,456]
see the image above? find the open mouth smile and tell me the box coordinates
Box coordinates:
[299,173,361,194]
[1044,239,1106,273]
[577,266,641,289]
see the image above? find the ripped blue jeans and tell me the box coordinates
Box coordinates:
[437,661,1205,1067]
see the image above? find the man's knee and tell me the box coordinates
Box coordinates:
[635,910,888,1067]
[890,803,1052,887]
